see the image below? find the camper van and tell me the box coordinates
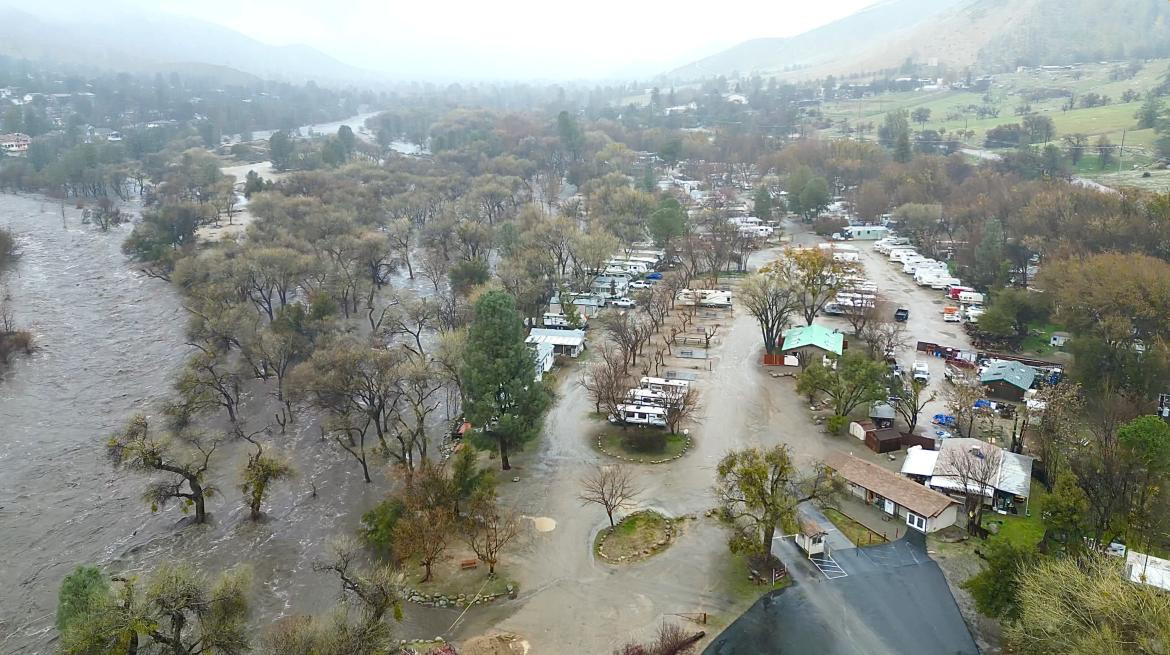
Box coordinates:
[609,404,667,428]
[942,306,962,322]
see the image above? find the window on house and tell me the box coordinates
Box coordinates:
[906,512,927,532]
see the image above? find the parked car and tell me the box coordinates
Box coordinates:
[629,280,654,289]
[912,362,930,382]
[610,297,636,308]
[894,307,910,322]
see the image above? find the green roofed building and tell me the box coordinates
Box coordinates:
[978,360,1036,400]
[781,324,844,365]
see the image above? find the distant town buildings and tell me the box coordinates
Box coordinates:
[0,133,31,156]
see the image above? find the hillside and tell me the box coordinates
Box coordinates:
[0,3,372,87]
[669,0,1170,81]
[668,0,965,80]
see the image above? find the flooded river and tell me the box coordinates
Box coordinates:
[0,114,450,654]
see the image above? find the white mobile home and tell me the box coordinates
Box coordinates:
[845,225,889,240]
[526,328,586,358]
[530,342,555,381]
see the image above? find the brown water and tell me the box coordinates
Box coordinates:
[0,194,455,654]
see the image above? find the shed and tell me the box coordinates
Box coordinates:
[1049,332,1071,348]
[849,420,875,442]
[526,328,586,358]
[979,360,1036,400]
[869,402,896,428]
[865,427,903,454]
[795,516,830,556]
[825,452,959,533]
[900,445,940,484]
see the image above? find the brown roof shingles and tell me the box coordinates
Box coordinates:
[825,451,956,518]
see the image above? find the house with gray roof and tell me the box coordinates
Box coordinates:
[979,359,1036,400]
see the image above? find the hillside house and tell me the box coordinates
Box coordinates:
[0,132,30,155]
[825,452,959,533]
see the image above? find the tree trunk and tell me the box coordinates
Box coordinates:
[250,489,262,521]
[762,523,776,554]
[359,453,372,483]
[190,481,207,524]
[421,561,433,583]
[498,436,511,470]
[607,510,615,527]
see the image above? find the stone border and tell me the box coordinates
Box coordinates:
[595,510,676,563]
[595,433,693,464]
[402,582,516,609]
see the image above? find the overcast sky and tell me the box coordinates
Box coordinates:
[149,0,878,80]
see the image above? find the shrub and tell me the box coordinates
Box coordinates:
[826,414,848,434]
[622,430,666,453]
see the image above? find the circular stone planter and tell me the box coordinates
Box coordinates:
[594,433,694,464]
[595,510,677,563]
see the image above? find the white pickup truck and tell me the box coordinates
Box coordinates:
[912,362,931,383]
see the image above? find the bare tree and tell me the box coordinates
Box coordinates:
[460,496,522,576]
[892,377,937,432]
[601,312,646,371]
[939,440,1003,533]
[580,343,631,416]
[738,269,798,354]
[664,386,702,434]
[844,299,882,337]
[945,378,985,438]
[579,464,643,528]
[859,317,910,360]
[786,247,858,326]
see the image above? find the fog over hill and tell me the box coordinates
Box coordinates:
[0,0,371,86]
[669,0,1170,81]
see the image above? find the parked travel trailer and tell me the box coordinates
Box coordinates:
[931,276,961,290]
[542,312,586,329]
[626,388,669,407]
[640,376,690,393]
[890,249,918,263]
[947,286,975,300]
[875,237,911,254]
[958,291,985,305]
[609,404,667,428]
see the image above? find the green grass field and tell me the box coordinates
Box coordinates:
[820,59,1169,166]
[981,483,1047,549]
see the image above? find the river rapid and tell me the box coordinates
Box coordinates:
[0,115,452,654]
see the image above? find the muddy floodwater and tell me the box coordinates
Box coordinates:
[0,193,453,652]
